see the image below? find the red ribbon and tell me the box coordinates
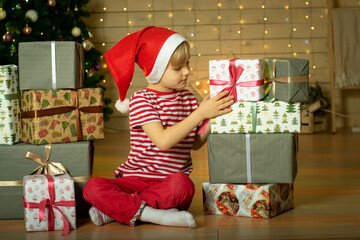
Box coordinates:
[23,174,76,236]
[210,59,264,101]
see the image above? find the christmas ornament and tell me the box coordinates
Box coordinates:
[74,5,79,11]
[23,25,32,35]
[71,26,81,37]
[47,0,56,7]
[0,9,7,20]
[87,70,95,77]
[82,39,93,51]
[94,63,102,71]
[3,32,13,42]
[25,9,38,22]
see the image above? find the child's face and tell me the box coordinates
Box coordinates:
[155,60,190,92]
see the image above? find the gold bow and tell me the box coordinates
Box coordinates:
[25,144,69,175]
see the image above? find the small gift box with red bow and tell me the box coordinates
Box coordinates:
[209,59,266,102]
[23,173,76,236]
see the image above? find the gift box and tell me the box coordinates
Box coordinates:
[203,182,294,219]
[208,133,298,184]
[0,141,93,219]
[23,173,76,235]
[211,100,301,134]
[0,65,22,145]
[19,41,84,90]
[209,59,265,101]
[21,88,104,145]
[264,58,309,102]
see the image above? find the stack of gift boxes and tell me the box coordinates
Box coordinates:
[203,58,309,219]
[0,41,104,234]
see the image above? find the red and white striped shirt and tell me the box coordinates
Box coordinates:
[113,88,199,179]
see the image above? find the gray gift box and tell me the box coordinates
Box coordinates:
[264,58,309,102]
[0,141,93,219]
[208,133,298,184]
[19,41,84,90]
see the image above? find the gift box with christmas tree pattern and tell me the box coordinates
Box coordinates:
[19,41,84,90]
[211,100,301,134]
[0,141,93,219]
[21,88,104,145]
[203,182,294,219]
[209,59,265,101]
[264,58,309,102]
[0,64,22,145]
[208,133,298,184]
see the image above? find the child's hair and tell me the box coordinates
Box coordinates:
[169,41,190,67]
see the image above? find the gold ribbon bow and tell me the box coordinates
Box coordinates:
[25,144,69,175]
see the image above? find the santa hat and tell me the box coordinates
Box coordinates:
[104,26,186,113]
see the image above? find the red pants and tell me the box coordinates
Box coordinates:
[83,172,195,226]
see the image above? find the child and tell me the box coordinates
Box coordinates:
[83,26,234,228]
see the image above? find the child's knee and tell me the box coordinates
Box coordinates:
[83,177,105,201]
[170,173,195,196]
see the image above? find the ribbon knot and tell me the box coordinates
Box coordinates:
[25,144,69,175]
[224,59,244,101]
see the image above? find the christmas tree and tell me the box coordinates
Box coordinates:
[0,0,112,121]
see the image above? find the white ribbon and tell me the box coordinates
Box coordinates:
[51,41,57,89]
[246,134,252,183]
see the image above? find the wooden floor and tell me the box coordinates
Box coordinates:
[1,129,360,240]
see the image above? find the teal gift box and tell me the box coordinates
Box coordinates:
[0,141,93,219]
[264,58,309,102]
[0,64,21,145]
[19,41,84,90]
[208,133,298,184]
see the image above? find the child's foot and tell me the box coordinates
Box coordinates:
[139,206,197,228]
[89,206,114,226]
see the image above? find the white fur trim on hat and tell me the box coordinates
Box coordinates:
[115,98,130,113]
[146,33,186,83]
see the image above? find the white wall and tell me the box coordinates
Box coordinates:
[85,0,360,131]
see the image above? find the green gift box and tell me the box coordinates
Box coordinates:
[19,41,84,90]
[0,141,93,219]
[264,58,309,102]
[0,64,21,145]
[208,133,298,184]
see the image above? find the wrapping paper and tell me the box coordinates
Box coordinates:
[0,141,93,219]
[209,59,265,101]
[208,133,298,184]
[0,65,21,145]
[23,174,76,234]
[264,58,309,102]
[19,41,84,90]
[211,100,301,134]
[21,88,104,144]
[203,182,294,219]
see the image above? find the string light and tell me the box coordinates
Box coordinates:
[239,5,243,9]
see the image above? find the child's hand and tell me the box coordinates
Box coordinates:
[197,91,234,120]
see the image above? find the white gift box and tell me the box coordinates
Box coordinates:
[23,174,76,235]
[209,59,265,101]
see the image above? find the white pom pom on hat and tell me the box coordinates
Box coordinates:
[104,26,186,113]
